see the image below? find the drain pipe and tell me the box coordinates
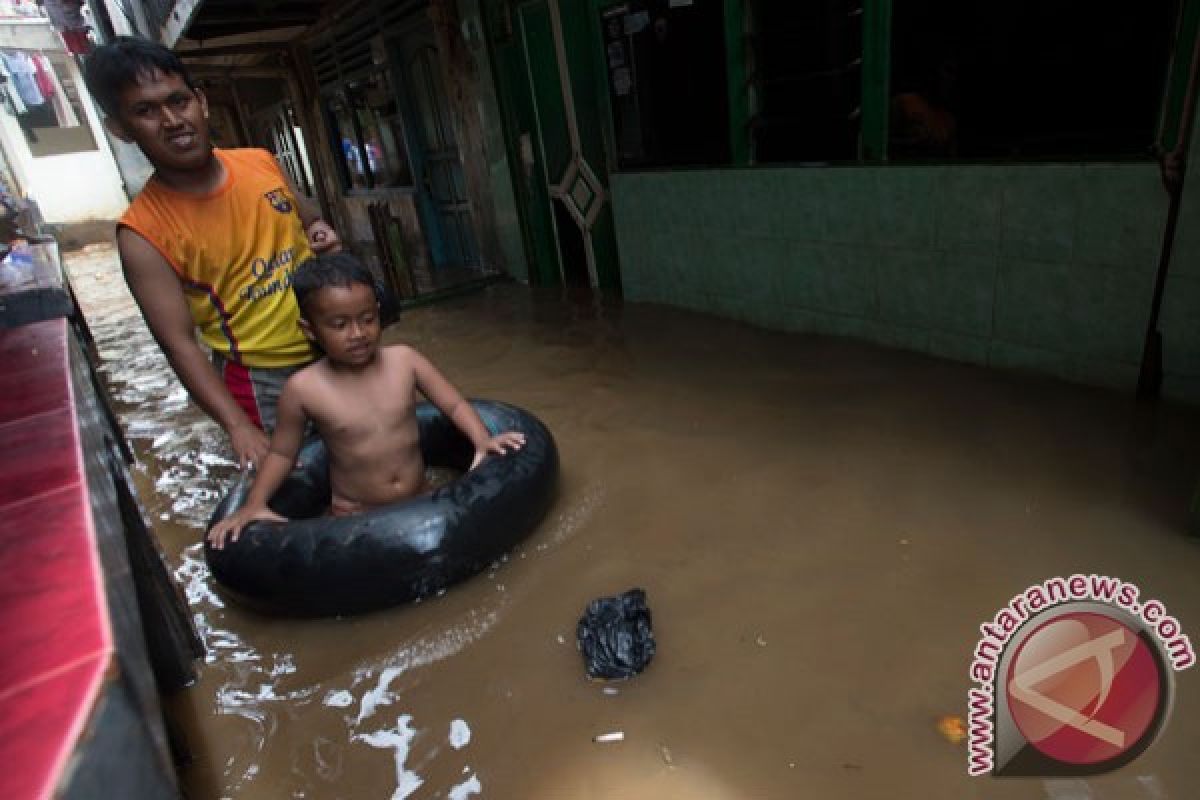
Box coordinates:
[1138,17,1200,399]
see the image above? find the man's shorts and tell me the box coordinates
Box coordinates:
[212,352,308,432]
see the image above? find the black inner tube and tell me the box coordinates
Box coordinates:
[204,400,559,616]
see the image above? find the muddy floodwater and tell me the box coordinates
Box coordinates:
[65,242,1200,799]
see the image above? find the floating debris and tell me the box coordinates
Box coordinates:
[593,731,625,743]
[935,714,966,744]
[658,742,675,767]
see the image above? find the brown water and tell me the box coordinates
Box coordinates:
[65,242,1200,799]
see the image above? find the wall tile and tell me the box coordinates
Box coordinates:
[727,170,774,237]
[1074,164,1167,272]
[1171,180,1200,279]
[653,174,695,232]
[877,250,997,337]
[875,167,937,248]
[778,242,878,317]
[994,258,1153,363]
[821,167,878,245]
[774,168,828,242]
[1000,166,1082,263]
[691,170,738,235]
[738,235,792,304]
[704,235,753,297]
[935,166,1003,254]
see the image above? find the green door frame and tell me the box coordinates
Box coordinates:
[724,0,751,165]
[860,0,892,161]
[482,0,621,290]
[1158,0,1200,152]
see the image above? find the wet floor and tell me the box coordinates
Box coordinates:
[64,242,1200,799]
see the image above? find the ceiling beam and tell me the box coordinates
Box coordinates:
[176,41,293,58]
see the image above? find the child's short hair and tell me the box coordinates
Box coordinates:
[292,253,379,316]
[83,36,197,118]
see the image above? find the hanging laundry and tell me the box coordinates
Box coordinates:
[0,60,27,115]
[32,55,55,100]
[0,51,44,107]
[42,0,86,31]
[59,29,91,56]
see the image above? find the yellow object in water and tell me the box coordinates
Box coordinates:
[936,714,967,744]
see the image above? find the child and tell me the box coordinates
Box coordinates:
[207,253,525,549]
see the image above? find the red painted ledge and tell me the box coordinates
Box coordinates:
[0,317,114,800]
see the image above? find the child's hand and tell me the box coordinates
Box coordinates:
[471,431,526,470]
[207,505,287,550]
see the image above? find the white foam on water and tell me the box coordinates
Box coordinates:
[174,544,225,609]
[323,690,354,708]
[356,665,406,724]
[351,604,504,725]
[449,719,471,749]
[269,654,296,677]
[448,773,482,800]
[355,715,423,800]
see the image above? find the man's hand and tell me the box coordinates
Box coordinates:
[307,219,341,254]
[228,420,270,470]
[471,431,527,470]
[207,504,287,550]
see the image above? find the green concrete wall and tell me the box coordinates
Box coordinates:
[613,164,1170,392]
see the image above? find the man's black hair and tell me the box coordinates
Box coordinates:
[83,36,197,118]
[292,253,380,316]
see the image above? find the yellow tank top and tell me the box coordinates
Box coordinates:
[119,148,317,368]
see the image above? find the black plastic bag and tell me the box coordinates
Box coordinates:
[576,588,656,680]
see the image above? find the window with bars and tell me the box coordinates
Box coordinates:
[324,69,412,191]
[263,103,315,196]
[749,0,863,163]
[307,2,424,192]
[888,0,1177,160]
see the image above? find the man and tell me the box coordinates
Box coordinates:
[84,37,339,468]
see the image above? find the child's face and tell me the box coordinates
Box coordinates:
[106,68,212,174]
[299,283,381,367]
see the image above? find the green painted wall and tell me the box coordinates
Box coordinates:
[613,164,1170,392]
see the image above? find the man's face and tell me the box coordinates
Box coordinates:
[107,68,212,173]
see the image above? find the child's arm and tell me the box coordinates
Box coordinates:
[410,348,526,469]
[207,383,309,549]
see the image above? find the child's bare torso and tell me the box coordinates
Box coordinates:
[292,346,427,512]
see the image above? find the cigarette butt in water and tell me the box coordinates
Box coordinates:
[593,731,625,743]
